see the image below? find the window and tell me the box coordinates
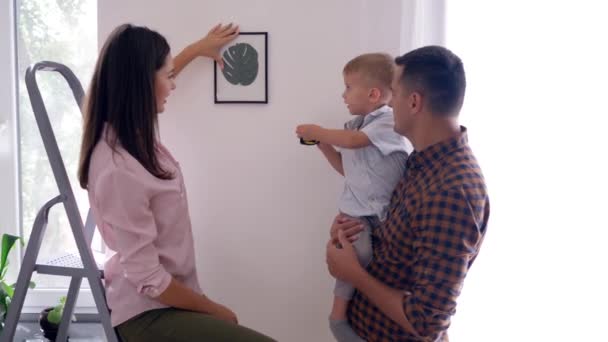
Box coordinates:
[0,2,19,281]
[2,0,98,311]
[445,2,607,341]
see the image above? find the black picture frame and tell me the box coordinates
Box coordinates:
[214,32,268,104]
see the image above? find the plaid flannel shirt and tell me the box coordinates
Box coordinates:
[348,127,490,341]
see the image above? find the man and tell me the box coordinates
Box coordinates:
[327,45,490,341]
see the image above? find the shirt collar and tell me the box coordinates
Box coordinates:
[369,104,391,117]
[362,105,391,125]
[407,126,469,170]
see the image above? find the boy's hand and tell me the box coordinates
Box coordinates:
[296,124,323,141]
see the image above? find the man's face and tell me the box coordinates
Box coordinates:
[390,66,415,137]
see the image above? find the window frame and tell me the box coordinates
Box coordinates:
[2,0,97,315]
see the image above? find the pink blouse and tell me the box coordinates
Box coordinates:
[87,127,201,326]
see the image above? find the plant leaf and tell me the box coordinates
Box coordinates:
[0,282,13,299]
[0,287,7,318]
[1,234,21,276]
[221,42,259,86]
[47,307,62,324]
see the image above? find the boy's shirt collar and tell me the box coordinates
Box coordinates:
[368,104,391,117]
[362,104,391,126]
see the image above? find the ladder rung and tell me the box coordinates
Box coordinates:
[35,264,102,278]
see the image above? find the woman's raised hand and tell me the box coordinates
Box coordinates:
[192,23,240,69]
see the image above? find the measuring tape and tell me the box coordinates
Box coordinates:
[300,138,319,146]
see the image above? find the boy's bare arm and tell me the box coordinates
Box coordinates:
[296,124,371,149]
[318,128,371,149]
[317,143,344,176]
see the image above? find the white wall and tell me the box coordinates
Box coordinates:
[99,1,408,340]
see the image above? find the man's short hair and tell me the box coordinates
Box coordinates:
[395,46,466,116]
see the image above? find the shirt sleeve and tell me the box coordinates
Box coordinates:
[403,187,486,339]
[93,166,172,298]
[361,114,408,156]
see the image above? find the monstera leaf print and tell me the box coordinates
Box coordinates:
[221,43,259,86]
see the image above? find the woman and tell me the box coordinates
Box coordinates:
[78,23,275,341]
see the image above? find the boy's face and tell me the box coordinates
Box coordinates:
[342,72,374,115]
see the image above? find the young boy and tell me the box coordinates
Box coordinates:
[296,53,412,341]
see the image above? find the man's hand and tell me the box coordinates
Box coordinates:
[296,124,323,141]
[326,230,365,284]
[330,214,364,244]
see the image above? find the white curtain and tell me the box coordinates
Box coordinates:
[428,1,608,341]
[400,0,446,51]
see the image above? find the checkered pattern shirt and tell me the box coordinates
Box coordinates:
[348,127,490,341]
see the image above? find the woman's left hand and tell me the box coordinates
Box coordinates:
[192,23,239,69]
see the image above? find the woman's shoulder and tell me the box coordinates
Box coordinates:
[89,138,152,186]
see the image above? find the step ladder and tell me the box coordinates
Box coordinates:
[1,61,119,342]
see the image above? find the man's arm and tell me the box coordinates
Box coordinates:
[327,231,420,336]
[317,143,344,176]
[352,268,419,335]
[327,188,486,339]
[398,188,486,338]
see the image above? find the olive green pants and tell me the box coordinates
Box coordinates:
[116,308,276,342]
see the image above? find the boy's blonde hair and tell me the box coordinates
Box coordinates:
[343,53,394,91]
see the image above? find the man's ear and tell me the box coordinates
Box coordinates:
[410,91,424,114]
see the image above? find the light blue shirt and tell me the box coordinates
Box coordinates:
[338,105,413,220]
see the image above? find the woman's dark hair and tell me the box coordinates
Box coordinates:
[78,24,172,188]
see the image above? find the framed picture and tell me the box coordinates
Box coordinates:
[214,32,268,104]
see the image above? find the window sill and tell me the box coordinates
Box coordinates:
[21,288,97,314]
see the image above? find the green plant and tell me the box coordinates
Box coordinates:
[46,296,66,325]
[46,295,77,326]
[0,233,35,331]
